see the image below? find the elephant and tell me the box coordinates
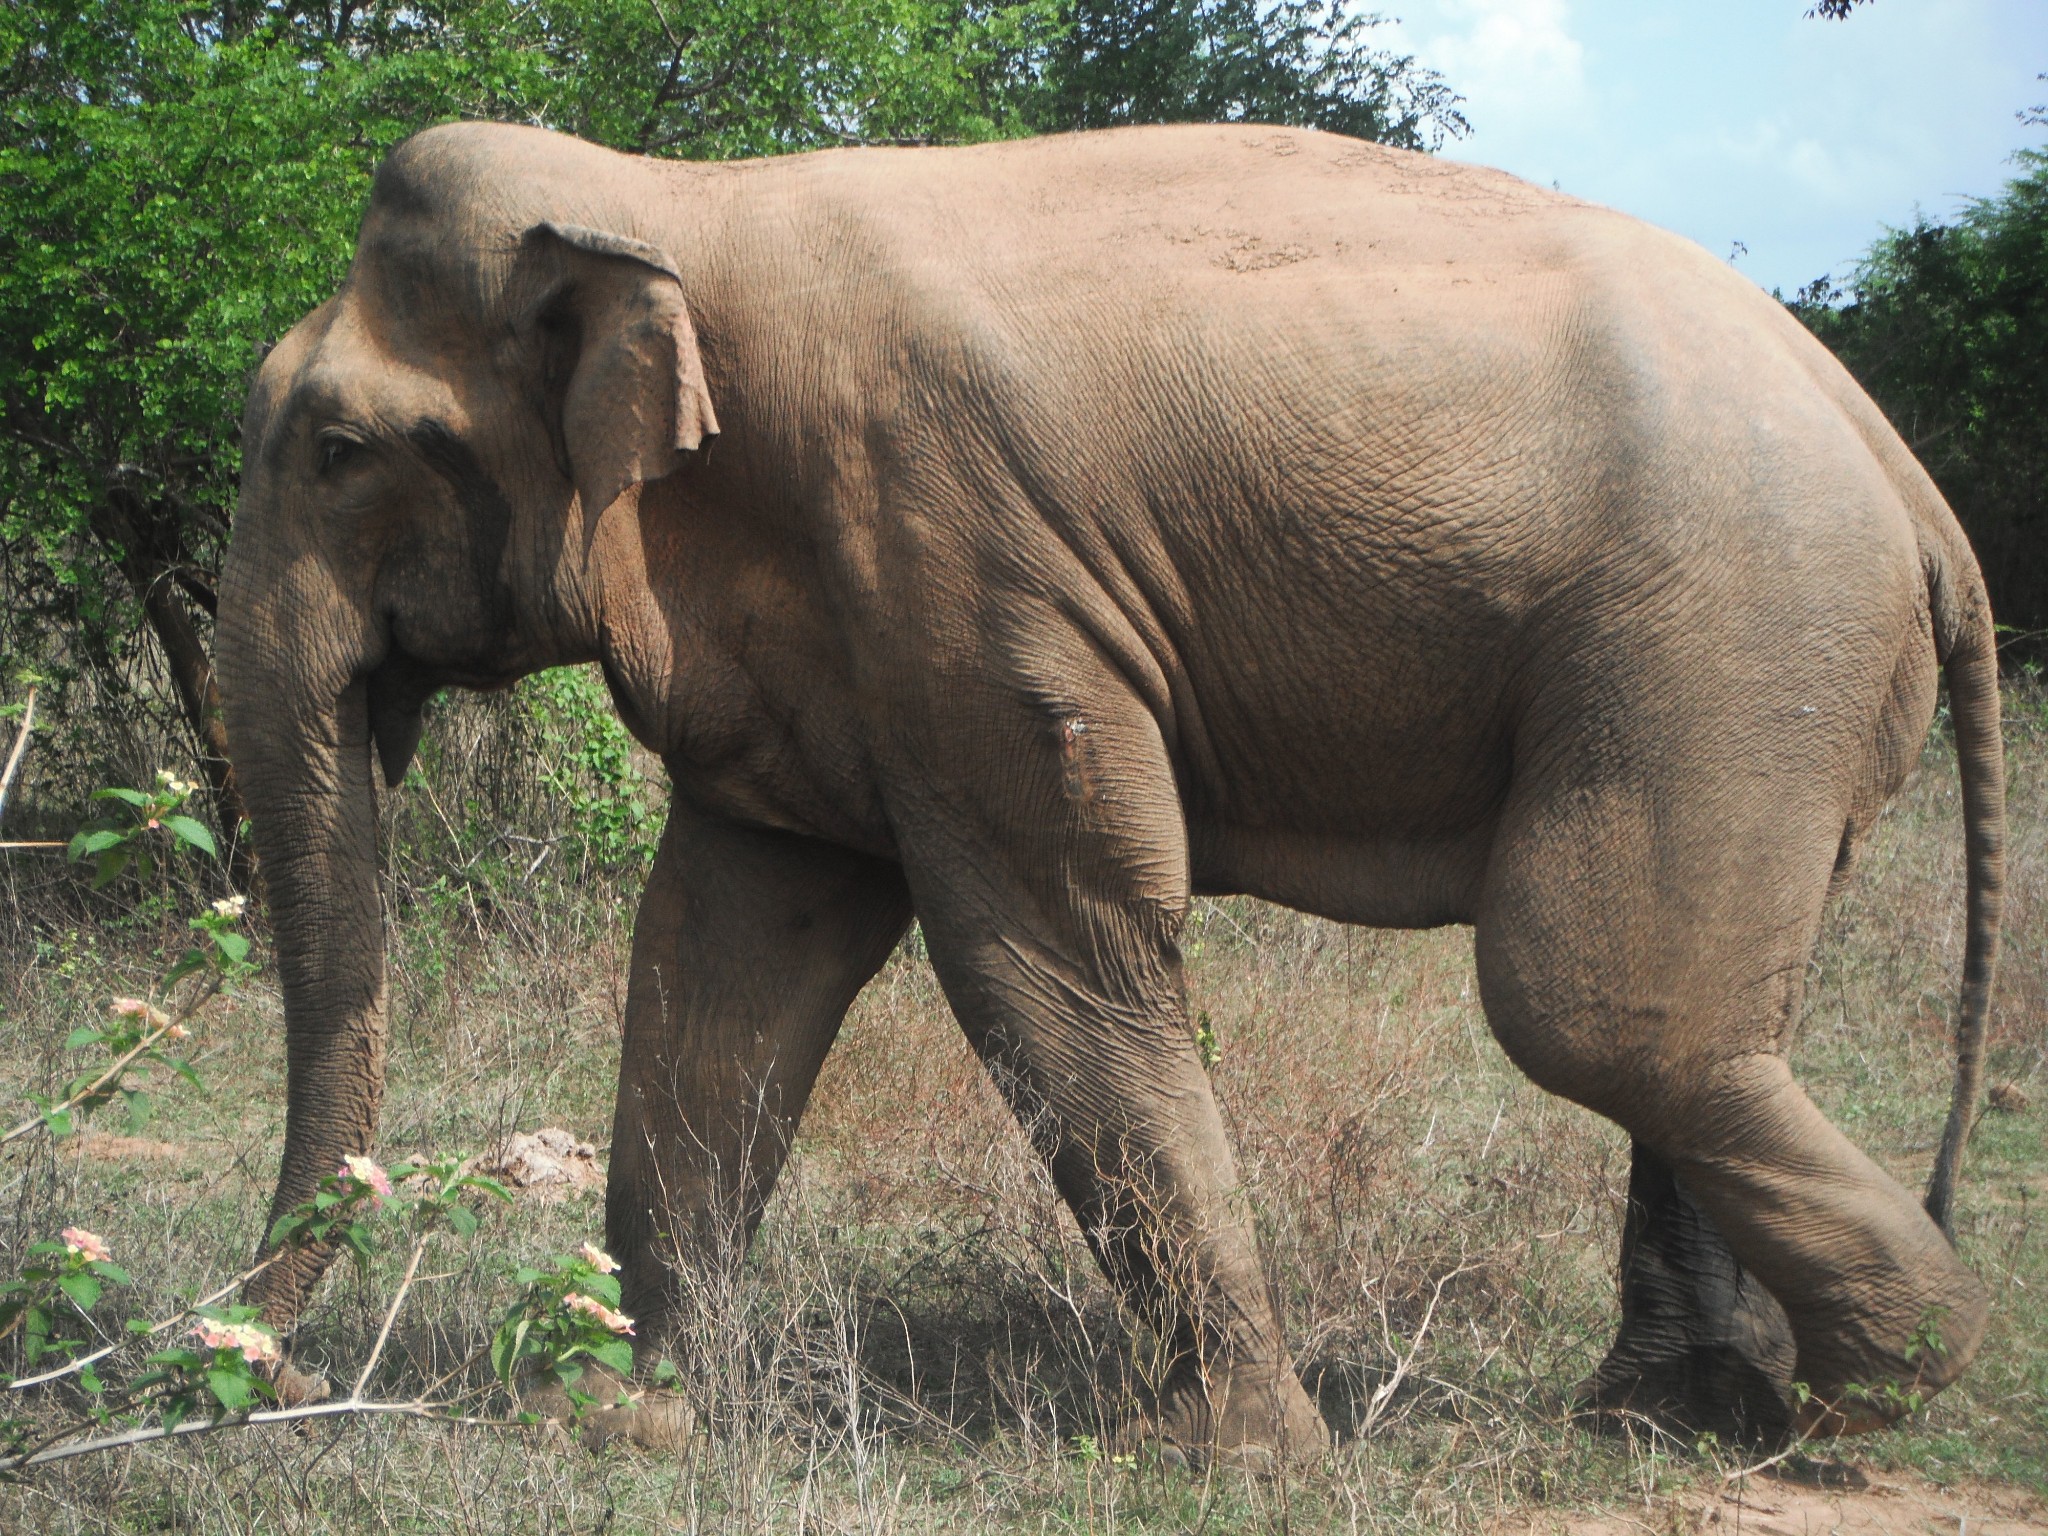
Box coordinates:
[217,120,2004,1466]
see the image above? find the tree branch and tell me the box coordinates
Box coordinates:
[0,687,36,831]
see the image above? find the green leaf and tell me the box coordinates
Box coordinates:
[90,849,132,889]
[206,1364,254,1413]
[492,1318,531,1384]
[56,1272,101,1310]
[63,1025,106,1050]
[445,1205,477,1238]
[74,829,126,856]
[87,1261,131,1286]
[589,1338,633,1377]
[161,816,217,856]
[91,788,149,809]
[213,929,251,964]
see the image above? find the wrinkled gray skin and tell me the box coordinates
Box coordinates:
[219,121,2005,1461]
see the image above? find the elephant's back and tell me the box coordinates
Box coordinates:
[706,127,1945,900]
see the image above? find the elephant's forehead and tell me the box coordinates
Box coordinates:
[257,301,467,452]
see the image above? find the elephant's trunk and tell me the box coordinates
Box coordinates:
[217,569,388,1330]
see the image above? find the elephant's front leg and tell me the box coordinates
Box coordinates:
[887,652,1329,1470]
[607,803,912,1333]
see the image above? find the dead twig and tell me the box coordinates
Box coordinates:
[0,687,37,828]
[6,1256,282,1394]
[0,978,221,1146]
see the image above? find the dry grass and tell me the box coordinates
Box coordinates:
[0,689,2042,1533]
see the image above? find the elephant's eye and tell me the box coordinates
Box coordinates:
[316,431,364,476]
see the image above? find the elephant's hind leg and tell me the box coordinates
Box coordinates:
[1475,775,1988,1440]
[1581,1141,1797,1442]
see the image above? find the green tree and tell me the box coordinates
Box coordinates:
[0,0,1055,859]
[1,0,1460,858]
[1029,1,1466,148]
[1789,151,2048,653]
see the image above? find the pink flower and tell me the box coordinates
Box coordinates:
[338,1154,393,1201]
[190,1319,281,1365]
[110,996,171,1029]
[61,1227,111,1264]
[564,1293,634,1335]
[578,1242,619,1275]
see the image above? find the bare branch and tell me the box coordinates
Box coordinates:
[0,687,36,830]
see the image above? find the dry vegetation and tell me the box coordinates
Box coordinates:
[0,685,2043,1533]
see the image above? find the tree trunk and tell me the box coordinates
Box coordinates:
[93,491,254,892]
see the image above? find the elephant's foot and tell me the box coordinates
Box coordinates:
[1127,1354,1331,1474]
[517,1364,698,1454]
[266,1358,333,1408]
[1579,1332,1795,1446]
[1782,1268,1989,1438]
[1579,1143,1797,1445]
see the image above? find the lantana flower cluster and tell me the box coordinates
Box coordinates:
[189,1318,281,1365]
[564,1292,634,1335]
[61,1226,112,1264]
[339,1154,394,1203]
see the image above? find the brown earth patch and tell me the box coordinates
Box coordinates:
[1514,1470,2048,1536]
[59,1131,182,1163]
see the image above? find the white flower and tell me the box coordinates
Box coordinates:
[578,1242,619,1275]
[211,895,247,920]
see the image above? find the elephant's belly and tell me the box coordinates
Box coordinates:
[1187,819,1495,929]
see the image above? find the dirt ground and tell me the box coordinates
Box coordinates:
[1539,1467,2048,1536]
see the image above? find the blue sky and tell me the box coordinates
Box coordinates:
[1376,1,2048,295]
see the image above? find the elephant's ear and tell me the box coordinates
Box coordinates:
[518,221,720,522]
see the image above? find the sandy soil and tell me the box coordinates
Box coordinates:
[1532,1467,2048,1536]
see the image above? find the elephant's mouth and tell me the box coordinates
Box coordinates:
[364,641,531,787]
[364,648,442,788]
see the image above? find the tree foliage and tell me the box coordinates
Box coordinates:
[1029,1,1464,147]
[1789,151,2048,654]
[0,0,1464,849]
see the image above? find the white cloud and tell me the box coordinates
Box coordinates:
[1408,0,1589,132]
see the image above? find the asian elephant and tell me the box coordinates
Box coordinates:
[217,120,2004,1464]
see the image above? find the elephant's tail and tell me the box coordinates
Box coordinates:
[1922,537,2005,1239]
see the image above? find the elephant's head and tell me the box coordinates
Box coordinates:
[218,125,718,1322]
